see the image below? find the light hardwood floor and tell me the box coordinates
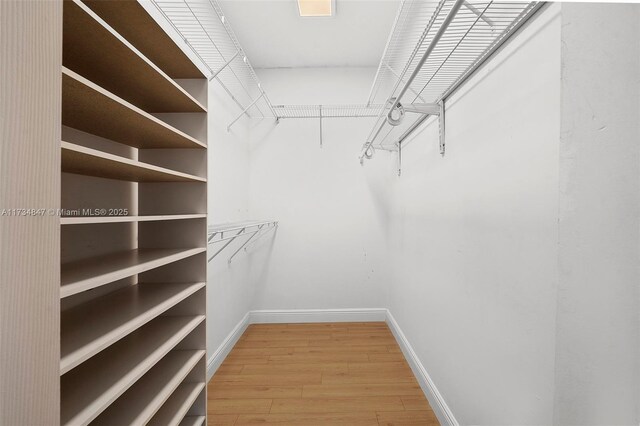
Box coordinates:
[207,322,439,425]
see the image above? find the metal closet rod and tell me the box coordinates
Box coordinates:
[360,0,465,161]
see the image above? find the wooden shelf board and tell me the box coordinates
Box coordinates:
[61,247,206,298]
[62,67,205,149]
[61,316,204,426]
[83,0,205,79]
[62,141,206,183]
[61,281,205,374]
[148,382,205,426]
[60,214,206,225]
[91,350,205,426]
[64,0,205,113]
[180,415,206,426]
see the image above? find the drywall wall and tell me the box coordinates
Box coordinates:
[0,1,62,423]
[554,4,640,424]
[248,67,393,311]
[385,6,561,424]
[206,81,259,374]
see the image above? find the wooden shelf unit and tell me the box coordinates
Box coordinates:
[63,0,206,113]
[60,1,208,424]
[62,67,205,149]
[61,248,206,298]
[148,382,206,426]
[62,141,206,183]
[61,316,204,425]
[91,350,206,426]
[180,415,207,426]
[83,0,204,79]
[61,281,205,374]
[60,213,206,225]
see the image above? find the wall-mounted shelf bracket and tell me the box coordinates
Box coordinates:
[227,93,265,131]
[209,51,240,82]
[397,141,402,177]
[438,100,446,156]
[401,103,441,116]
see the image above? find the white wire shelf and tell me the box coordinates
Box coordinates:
[207,220,278,264]
[150,0,278,128]
[273,104,384,119]
[361,0,542,160]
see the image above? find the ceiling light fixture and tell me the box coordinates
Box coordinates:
[297,0,334,17]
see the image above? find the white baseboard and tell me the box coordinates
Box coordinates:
[206,312,250,381]
[249,308,388,324]
[385,310,458,426]
[206,307,457,426]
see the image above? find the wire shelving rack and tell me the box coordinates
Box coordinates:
[360,0,542,165]
[207,220,278,265]
[150,0,278,130]
[273,104,383,119]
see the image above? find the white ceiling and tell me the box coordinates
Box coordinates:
[218,0,401,69]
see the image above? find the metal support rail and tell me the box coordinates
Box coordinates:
[207,220,278,264]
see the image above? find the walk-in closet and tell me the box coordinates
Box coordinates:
[1,0,639,425]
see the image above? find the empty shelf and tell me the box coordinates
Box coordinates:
[91,350,205,426]
[62,67,205,149]
[83,0,205,79]
[62,141,206,183]
[60,214,206,225]
[148,382,205,426]
[61,281,205,374]
[63,0,205,113]
[61,248,206,298]
[61,316,204,426]
[180,416,206,426]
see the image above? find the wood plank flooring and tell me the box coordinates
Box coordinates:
[207,322,439,425]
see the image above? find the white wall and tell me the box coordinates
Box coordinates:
[206,81,257,372]
[247,67,394,311]
[554,4,640,424]
[385,6,561,424]
[202,6,640,424]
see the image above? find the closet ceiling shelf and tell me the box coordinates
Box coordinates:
[360,0,542,162]
[273,104,385,119]
[207,220,279,264]
[149,0,278,128]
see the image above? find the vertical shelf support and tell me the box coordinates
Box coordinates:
[439,100,446,156]
[319,105,323,148]
[398,141,402,177]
